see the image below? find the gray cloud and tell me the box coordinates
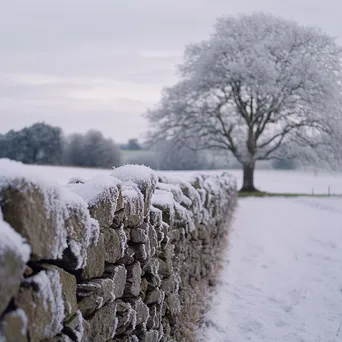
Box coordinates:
[1,0,342,142]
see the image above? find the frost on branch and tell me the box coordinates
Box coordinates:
[147,12,342,186]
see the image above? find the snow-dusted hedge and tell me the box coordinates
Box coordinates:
[0,160,237,342]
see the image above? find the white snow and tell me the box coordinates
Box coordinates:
[0,208,31,265]
[201,197,342,342]
[68,175,121,208]
[28,269,65,337]
[11,163,342,196]
[111,164,157,190]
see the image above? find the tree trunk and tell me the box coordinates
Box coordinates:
[241,163,257,192]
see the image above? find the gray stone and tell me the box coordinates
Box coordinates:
[104,264,127,298]
[122,183,144,228]
[63,310,85,342]
[111,165,157,216]
[112,208,125,229]
[141,329,159,342]
[117,245,135,265]
[88,189,121,229]
[0,309,28,342]
[131,243,148,262]
[115,300,137,335]
[145,288,164,305]
[131,298,149,326]
[146,305,162,330]
[42,265,77,322]
[160,275,178,294]
[165,294,181,317]
[43,334,73,342]
[130,227,148,243]
[157,258,172,278]
[124,261,142,297]
[0,232,27,316]
[147,225,158,257]
[85,302,117,342]
[15,270,65,341]
[80,232,105,279]
[149,206,162,227]
[77,279,115,318]
[109,335,139,342]
[104,227,126,263]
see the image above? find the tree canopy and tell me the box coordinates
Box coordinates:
[147,13,342,191]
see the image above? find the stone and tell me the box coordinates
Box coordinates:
[15,270,65,341]
[149,206,162,227]
[131,243,148,262]
[42,265,77,322]
[115,300,137,335]
[146,305,162,330]
[122,183,144,228]
[160,275,178,294]
[111,165,157,216]
[77,279,115,318]
[0,179,97,269]
[63,310,85,342]
[157,258,172,278]
[145,288,164,305]
[117,245,135,265]
[130,227,148,243]
[109,336,139,342]
[0,180,63,261]
[147,225,158,257]
[130,298,149,326]
[0,309,28,342]
[104,227,126,263]
[141,329,159,342]
[165,294,181,317]
[197,223,211,244]
[124,261,142,297]
[0,232,28,316]
[88,188,121,229]
[104,264,127,298]
[43,334,73,342]
[112,208,125,229]
[80,232,105,279]
[85,302,117,342]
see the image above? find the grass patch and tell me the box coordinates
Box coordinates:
[238,191,342,198]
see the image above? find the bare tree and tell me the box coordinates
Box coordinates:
[147,13,342,191]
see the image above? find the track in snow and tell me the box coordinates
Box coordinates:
[200,197,342,342]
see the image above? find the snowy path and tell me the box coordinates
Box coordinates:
[201,197,342,342]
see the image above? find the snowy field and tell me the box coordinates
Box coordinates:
[16,164,342,195]
[2,162,342,341]
[201,197,342,342]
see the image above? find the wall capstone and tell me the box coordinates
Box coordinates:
[0,160,236,342]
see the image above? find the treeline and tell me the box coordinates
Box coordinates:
[0,123,122,168]
[0,122,296,170]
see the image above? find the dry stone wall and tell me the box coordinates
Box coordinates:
[0,160,237,342]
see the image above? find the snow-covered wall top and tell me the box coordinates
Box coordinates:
[0,159,237,342]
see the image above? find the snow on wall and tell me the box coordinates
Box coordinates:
[0,159,237,342]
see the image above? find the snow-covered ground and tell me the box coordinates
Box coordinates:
[14,164,342,195]
[201,197,342,342]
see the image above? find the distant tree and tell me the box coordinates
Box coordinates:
[147,13,342,191]
[63,133,85,166]
[272,158,296,170]
[63,130,122,168]
[0,123,63,165]
[155,139,212,171]
[126,139,142,150]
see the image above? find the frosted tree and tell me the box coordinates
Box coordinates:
[147,13,342,191]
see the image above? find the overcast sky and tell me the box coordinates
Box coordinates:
[1,0,341,143]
